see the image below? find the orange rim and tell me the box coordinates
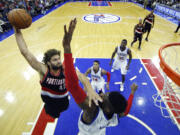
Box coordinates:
[159,43,180,87]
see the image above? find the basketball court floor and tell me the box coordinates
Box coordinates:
[0,1,180,135]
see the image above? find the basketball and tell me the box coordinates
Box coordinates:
[7,8,32,29]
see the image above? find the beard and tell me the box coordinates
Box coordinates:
[51,64,60,70]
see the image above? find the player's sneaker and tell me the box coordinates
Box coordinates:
[120,84,124,92]
[111,69,114,72]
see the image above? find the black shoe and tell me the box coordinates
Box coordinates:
[145,38,148,41]
[138,47,141,50]
[174,31,177,33]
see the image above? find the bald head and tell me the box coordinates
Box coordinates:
[139,18,142,24]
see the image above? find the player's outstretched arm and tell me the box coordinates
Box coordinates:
[85,68,91,76]
[109,47,117,66]
[119,83,138,117]
[126,49,132,70]
[101,69,110,90]
[152,15,155,28]
[63,18,102,111]
[14,27,47,74]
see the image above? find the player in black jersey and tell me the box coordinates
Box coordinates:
[131,18,144,50]
[143,10,155,41]
[13,21,98,118]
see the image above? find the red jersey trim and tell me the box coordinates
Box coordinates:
[40,69,49,84]
[50,69,61,77]
[41,87,68,95]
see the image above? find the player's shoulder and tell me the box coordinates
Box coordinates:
[39,66,48,81]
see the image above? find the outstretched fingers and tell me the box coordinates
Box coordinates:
[64,25,67,34]
[68,18,77,35]
[88,92,103,107]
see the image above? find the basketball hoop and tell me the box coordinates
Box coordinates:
[152,43,180,126]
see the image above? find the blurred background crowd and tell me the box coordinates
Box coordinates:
[0,0,179,34]
[0,0,64,34]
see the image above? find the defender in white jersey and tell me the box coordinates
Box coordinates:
[63,18,137,135]
[62,19,138,135]
[76,82,137,135]
[85,60,111,94]
[109,39,132,91]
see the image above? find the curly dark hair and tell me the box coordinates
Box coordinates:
[42,49,60,65]
[108,91,127,114]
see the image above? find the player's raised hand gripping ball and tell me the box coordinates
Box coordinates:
[7,8,32,29]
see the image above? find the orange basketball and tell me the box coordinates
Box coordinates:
[7,8,32,29]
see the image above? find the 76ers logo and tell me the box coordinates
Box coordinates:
[83,13,120,24]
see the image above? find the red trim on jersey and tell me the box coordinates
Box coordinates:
[64,53,87,104]
[124,94,134,115]
[147,19,152,22]
[40,69,49,84]
[106,72,111,83]
[135,30,143,34]
[42,87,68,95]
[50,69,61,77]
[146,19,153,24]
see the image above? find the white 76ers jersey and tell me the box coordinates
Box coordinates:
[90,67,104,83]
[115,46,128,62]
[78,108,119,135]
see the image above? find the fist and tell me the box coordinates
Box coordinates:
[131,83,138,92]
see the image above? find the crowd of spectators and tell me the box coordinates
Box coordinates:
[135,0,180,9]
[0,0,64,34]
[0,0,179,35]
[156,0,180,7]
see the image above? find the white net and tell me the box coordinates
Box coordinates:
[152,44,180,126]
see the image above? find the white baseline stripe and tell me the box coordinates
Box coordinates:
[44,119,58,135]
[27,122,34,125]
[128,114,156,135]
[29,105,44,135]
[130,76,137,81]
[139,67,143,73]
[142,82,147,85]
[22,132,31,135]
[114,82,122,85]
